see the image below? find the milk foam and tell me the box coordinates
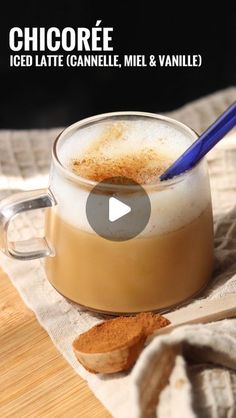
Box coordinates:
[59,119,193,165]
[50,117,211,237]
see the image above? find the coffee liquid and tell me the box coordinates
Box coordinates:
[45,205,213,313]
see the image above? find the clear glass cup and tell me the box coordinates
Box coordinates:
[0,112,214,314]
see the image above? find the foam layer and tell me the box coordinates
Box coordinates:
[59,120,193,184]
[50,116,211,237]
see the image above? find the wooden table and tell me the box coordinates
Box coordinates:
[0,269,111,418]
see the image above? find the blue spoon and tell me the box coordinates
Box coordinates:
[160,101,236,181]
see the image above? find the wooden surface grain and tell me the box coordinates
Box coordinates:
[0,269,111,418]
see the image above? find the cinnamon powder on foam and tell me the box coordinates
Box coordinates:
[70,123,173,184]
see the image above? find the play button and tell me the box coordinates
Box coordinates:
[86,176,151,241]
[109,197,131,222]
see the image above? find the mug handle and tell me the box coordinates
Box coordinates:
[0,188,57,260]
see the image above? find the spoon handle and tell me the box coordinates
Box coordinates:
[148,294,236,340]
[160,101,236,181]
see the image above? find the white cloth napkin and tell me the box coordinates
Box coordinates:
[0,87,236,418]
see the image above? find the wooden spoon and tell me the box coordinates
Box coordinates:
[73,294,236,374]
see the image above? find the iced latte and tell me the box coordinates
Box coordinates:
[45,112,214,313]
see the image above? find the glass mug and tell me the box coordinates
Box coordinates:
[0,112,214,314]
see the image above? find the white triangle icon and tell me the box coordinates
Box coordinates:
[109,197,131,222]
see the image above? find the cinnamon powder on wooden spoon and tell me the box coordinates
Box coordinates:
[73,313,170,374]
